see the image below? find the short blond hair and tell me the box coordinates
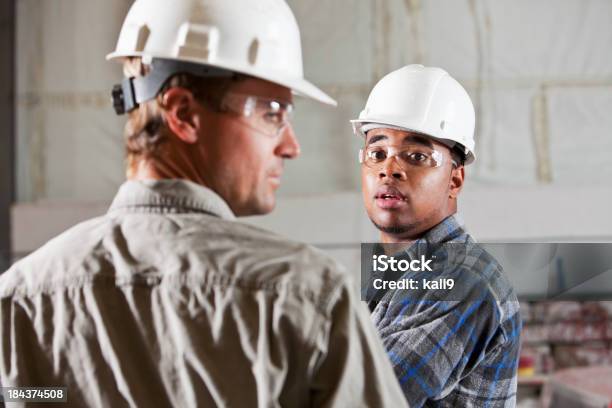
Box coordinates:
[122,57,245,171]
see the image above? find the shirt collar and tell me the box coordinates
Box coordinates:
[108,179,236,220]
[387,214,468,260]
[419,213,467,245]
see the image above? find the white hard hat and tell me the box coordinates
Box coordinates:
[351,65,476,164]
[108,0,336,114]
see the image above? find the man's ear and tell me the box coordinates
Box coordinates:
[162,87,200,144]
[449,165,465,199]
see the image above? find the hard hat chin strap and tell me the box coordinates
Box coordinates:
[111,58,235,115]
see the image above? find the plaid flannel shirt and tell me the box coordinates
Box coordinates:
[368,215,521,407]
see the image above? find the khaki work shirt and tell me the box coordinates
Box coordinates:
[0,180,407,407]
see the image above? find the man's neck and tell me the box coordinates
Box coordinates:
[127,159,161,180]
[127,157,207,187]
[378,211,458,249]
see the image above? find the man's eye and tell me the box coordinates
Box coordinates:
[264,112,283,124]
[368,149,387,161]
[407,152,429,162]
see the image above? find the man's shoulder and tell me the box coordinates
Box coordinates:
[0,215,110,298]
[185,216,351,301]
[463,239,517,298]
[407,234,520,325]
[1,212,351,308]
[448,237,520,326]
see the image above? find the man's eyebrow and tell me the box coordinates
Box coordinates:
[366,134,388,145]
[404,134,434,148]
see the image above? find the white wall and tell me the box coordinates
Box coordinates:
[15,0,612,200]
[16,0,130,202]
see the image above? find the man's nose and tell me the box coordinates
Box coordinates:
[378,156,407,180]
[276,123,300,159]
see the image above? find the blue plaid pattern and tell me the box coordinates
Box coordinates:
[370,215,521,407]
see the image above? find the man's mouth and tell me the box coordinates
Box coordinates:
[268,172,282,187]
[376,193,405,200]
[375,186,407,209]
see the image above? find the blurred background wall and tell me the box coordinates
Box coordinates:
[8,0,612,278]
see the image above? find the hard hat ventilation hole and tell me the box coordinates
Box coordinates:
[134,25,151,52]
[248,39,259,66]
[440,120,445,130]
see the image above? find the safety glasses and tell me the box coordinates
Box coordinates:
[359,144,456,170]
[220,93,294,138]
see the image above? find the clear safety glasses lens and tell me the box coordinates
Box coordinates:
[220,93,294,137]
[359,144,447,169]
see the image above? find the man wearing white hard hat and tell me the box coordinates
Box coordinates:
[0,1,407,406]
[354,65,520,407]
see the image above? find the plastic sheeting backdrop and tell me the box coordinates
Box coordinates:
[15,0,612,202]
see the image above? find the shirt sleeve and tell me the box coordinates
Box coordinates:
[308,276,409,408]
[373,285,520,407]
